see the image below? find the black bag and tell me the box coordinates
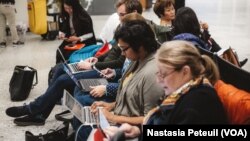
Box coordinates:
[48,63,62,86]
[9,66,38,101]
[48,67,54,86]
[25,122,69,141]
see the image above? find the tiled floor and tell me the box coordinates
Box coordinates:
[0,0,249,140]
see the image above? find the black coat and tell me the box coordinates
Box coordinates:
[147,85,228,125]
[56,8,96,64]
[95,43,125,70]
[58,10,96,46]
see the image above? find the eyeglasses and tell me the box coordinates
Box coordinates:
[118,44,130,52]
[156,70,176,80]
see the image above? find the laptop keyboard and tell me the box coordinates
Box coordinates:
[68,63,79,73]
[79,79,108,91]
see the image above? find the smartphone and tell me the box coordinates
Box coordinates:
[92,65,108,77]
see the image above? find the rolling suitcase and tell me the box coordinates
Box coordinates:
[27,0,47,34]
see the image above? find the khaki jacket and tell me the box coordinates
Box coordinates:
[114,53,165,117]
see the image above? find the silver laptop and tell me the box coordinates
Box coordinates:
[63,90,108,125]
[57,48,90,74]
[63,90,84,123]
[63,64,108,92]
[67,62,91,74]
[78,78,108,91]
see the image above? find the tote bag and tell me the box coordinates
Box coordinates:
[25,122,69,141]
[9,66,38,101]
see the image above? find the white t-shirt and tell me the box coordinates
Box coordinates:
[99,13,120,42]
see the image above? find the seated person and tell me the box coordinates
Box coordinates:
[172,7,216,51]
[5,43,125,126]
[74,20,165,141]
[104,40,229,140]
[99,0,144,42]
[56,0,96,64]
[154,0,175,27]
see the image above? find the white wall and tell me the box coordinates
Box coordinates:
[15,1,28,25]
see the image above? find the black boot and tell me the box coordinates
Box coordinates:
[14,115,45,126]
[240,58,248,67]
[6,104,30,118]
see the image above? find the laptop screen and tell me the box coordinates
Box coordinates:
[63,64,82,89]
[57,48,67,63]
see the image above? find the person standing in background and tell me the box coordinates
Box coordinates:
[0,0,23,48]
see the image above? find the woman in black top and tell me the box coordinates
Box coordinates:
[56,0,96,64]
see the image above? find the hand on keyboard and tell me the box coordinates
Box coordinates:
[91,101,114,114]
[77,61,92,70]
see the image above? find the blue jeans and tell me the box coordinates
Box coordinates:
[72,87,116,141]
[27,63,101,119]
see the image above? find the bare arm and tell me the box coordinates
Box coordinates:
[102,109,144,125]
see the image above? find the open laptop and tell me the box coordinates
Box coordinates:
[62,90,97,124]
[63,64,108,92]
[57,48,90,74]
[63,90,110,126]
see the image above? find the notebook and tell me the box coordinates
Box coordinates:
[63,90,110,126]
[63,64,108,92]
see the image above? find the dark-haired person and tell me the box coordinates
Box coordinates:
[153,0,175,27]
[152,0,175,43]
[172,7,214,51]
[74,20,164,141]
[56,0,96,64]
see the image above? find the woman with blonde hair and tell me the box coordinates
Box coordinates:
[144,40,228,124]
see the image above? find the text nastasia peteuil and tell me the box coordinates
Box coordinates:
[147,129,185,136]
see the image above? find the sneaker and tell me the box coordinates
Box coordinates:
[5,105,30,118]
[0,42,6,48]
[13,41,24,47]
[14,115,45,126]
